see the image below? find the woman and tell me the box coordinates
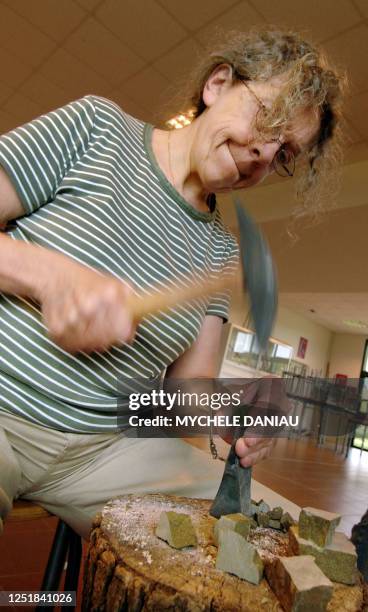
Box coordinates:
[0,28,343,538]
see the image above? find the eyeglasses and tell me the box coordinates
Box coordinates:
[240,80,295,178]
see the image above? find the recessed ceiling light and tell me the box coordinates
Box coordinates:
[166,110,195,129]
[343,319,368,329]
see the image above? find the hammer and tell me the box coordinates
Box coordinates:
[128,197,278,518]
[128,197,278,352]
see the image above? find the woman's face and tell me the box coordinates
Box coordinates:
[192,67,320,193]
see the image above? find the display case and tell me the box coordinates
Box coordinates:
[287,359,308,377]
[218,323,293,378]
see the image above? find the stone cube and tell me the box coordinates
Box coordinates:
[251,498,271,516]
[216,529,264,584]
[257,499,271,514]
[289,525,358,585]
[155,511,197,549]
[266,555,333,611]
[257,511,269,528]
[270,506,283,520]
[299,507,341,548]
[213,513,254,544]
[281,512,295,532]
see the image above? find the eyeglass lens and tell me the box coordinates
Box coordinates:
[241,79,295,178]
[273,147,295,177]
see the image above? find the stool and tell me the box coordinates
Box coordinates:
[7,500,82,611]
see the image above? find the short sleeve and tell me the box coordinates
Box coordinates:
[206,235,239,323]
[0,96,96,215]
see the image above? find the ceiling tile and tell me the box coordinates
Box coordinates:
[19,73,74,112]
[253,0,361,43]
[39,48,111,100]
[153,38,202,81]
[354,0,368,19]
[65,17,145,86]
[108,91,159,126]
[120,67,170,118]
[0,109,18,134]
[96,0,187,62]
[324,25,368,94]
[1,0,86,43]
[2,93,43,124]
[0,4,56,68]
[0,46,33,88]
[109,90,149,123]
[0,82,14,106]
[75,0,101,10]
[345,91,368,140]
[158,0,239,31]
[196,1,264,45]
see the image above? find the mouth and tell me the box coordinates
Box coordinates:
[233,161,250,185]
[227,144,247,183]
[238,171,249,182]
[226,143,254,186]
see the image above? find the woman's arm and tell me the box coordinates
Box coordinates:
[166,315,276,467]
[166,315,223,379]
[0,166,135,353]
[0,165,49,295]
[0,167,25,224]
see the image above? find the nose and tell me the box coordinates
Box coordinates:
[250,140,280,166]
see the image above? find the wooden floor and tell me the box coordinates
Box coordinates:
[254,438,368,534]
[187,436,368,535]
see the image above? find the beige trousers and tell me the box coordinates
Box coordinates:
[0,411,225,539]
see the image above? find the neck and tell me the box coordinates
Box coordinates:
[152,118,210,212]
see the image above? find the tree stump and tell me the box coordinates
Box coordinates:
[82,494,363,612]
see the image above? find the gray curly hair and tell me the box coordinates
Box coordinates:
[186,28,345,221]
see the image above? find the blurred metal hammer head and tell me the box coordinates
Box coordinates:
[234,197,278,351]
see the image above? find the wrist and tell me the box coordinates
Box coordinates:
[32,246,76,302]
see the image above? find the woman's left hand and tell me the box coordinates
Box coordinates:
[214,377,291,466]
[235,436,276,467]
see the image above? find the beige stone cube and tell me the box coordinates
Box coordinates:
[266,555,333,611]
[216,529,263,584]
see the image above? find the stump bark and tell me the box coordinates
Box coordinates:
[82,494,363,612]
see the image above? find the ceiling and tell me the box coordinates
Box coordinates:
[277,293,368,334]
[0,0,367,335]
[0,0,368,137]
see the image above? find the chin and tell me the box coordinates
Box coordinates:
[236,173,267,189]
[204,174,239,193]
[202,159,240,192]
[209,187,233,195]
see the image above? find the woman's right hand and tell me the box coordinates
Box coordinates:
[37,255,136,354]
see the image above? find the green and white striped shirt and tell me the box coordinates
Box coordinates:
[0,96,238,432]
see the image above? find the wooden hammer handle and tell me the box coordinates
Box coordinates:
[128,272,239,321]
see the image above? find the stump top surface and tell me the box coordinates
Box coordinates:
[99,493,286,610]
[101,493,289,565]
[91,494,363,612]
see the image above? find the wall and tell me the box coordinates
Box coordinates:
[219,165,368,294]
[328,333,367,378]
[272,307,332,375]
[229,296,332,375]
